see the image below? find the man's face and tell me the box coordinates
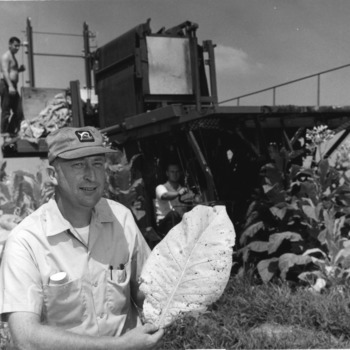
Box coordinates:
[9,41,20,54]
[53,155,106,210]
[166,165,181,183]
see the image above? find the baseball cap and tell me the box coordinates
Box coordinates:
[46,126,118,163]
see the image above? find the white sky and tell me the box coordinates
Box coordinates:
[1,0,350,107]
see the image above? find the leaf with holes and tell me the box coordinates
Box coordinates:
[139,205,235,328]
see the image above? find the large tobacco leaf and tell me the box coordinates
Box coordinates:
[139,205,235,328]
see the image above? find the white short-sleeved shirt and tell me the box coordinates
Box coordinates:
[0,198,150,337]
[154,181,190,223]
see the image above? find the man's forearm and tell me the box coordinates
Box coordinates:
[2,74,13,88]
[1,57,15,89]
[8,312,162,350]
[161,191,179,200]
[1,70,14,89]
[10,320,119,350]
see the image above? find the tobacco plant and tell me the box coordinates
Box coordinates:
[104,150,147,222]
[237,126,350,289]
[104,150,161,247]
[0,161,55,258]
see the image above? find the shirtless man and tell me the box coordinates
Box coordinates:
[0,37,25,135]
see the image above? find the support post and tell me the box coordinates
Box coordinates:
[83,22,92,90]
[70,80,84,127]
[26,17,35,87]
[203,40,218,107]
[187,130,218,201]
[254,116,269,160]
[188,26,201,112]
[317,74,321,107]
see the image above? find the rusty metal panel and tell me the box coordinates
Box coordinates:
[95,22,151,128]
[98,23,149,69]
[146,36,192,95]
[97,66,139,128]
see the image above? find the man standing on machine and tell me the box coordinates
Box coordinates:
[0,36,25,135]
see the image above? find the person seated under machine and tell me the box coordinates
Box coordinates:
[154,162,196,237]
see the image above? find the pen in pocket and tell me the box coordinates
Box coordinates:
[118,260,129,270]
[109,261,128,282]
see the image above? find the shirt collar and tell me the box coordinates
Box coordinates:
[44,198,115,237]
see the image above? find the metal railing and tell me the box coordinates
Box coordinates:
[218,62,350,107]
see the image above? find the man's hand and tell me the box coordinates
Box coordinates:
[120,323,164,350]
[8,85,16,95]
[18,64,25,72]
[178,188,188,196]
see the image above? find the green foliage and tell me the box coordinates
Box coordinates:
[237,126,350,288]
[104,150,147,223]
[104,151,161,246]
[0,322,9,350]
[0,162,54,215]
[0,161,54,247]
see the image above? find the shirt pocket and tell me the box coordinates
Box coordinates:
[43,278,86,329]
[106,267,130,315]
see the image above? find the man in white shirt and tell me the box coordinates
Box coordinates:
[0,126,164,350]
[154,163,193,236]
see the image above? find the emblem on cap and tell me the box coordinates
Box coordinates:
[75,130,95,142]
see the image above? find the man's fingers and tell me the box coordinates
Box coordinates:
[179,188,187,196]
[143,323,159,334]
[143,324,164,344]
